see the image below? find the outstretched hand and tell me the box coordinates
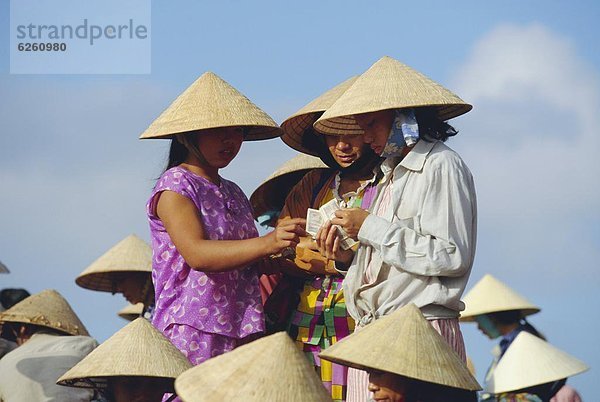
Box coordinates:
[331,208,369,240]
[264,217,306,255]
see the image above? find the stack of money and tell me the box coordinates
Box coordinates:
[306,199,357,250]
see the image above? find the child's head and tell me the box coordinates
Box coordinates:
[368,371,478,402]
[107,376,170,402]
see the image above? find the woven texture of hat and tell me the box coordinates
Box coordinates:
[314,56,472,135]
[460,274,540,321]
[117,302,144,321]
[487,331,588,394]
[250,153,327,218]
[139,72,281,140]
[75,234,152,292]
[175,332,332,402]
[0,260,8,273]
[0,289,88,336]
[281,76,358,155]
[57,318,192,389]
[320,304,481,391]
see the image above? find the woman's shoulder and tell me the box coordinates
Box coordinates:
[153,166,207,194]
[426,141,471,172]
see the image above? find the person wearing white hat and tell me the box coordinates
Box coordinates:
[76,234,155,317]
[0,289,98,402]
[485,332,588,402]
[57,318,192,402]
[312,56,477,401]
[270,76,383,401]
[319,304,481,402]
[140,71,305,367]
[460,274,583,402]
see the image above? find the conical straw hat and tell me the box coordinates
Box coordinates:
[0,260,8,273]
[319,303,481,391]
[460,274,540,321]
[486,331,588,394]
[118,302,144,321]
[57,318,192,392]
[0,289,89,336]
[314,56,472,135]
[175,332,332,402]
[76,234,152,293]
[281,76,358,155]
[249,153,328,219]
[140,72,281,141]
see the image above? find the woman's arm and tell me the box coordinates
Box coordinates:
[157,190,306,273]
[333,157,476,277]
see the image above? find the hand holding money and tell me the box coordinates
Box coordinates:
[331,208,369,240]
[315,220,355,266]
[305,199,357,250]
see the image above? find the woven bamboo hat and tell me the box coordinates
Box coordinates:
[314,56,472,135]
[319,303,481,391]
[76,234,152,293]
[57,318,192,392]
[249,153,328,219]
[0,260,8,273]
[460,274,540,322]
[175,332,332,402]
[140,72,281,141]
[0,289,89,336]
[281,76,358,155]
[118,303,144,321]
[486,331,588,394]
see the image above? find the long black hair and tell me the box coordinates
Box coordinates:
[164,138,189,173]
[415,107,459,142]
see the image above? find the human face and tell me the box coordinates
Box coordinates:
[109,377,167,402]
[324,134,365,168]
[474,315,502,339]
[117,273,149,305]
[195,127,245,169]
[368,371,409,402]
[354,110,395,155]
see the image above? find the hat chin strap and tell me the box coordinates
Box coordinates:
[176,134,209,166]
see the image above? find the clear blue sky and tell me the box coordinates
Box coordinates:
[1,1,599,398]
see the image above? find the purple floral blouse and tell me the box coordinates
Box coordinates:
[147,166,265,339]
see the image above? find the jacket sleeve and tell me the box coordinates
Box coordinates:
[357,156,476,277]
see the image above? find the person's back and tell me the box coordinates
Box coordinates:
[0,332,97,401]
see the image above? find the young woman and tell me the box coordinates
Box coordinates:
[313,56,477,401]
[276,76,382,402]
[460,274,583,402]
[139,72,305,366]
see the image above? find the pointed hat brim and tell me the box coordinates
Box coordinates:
[139,72,281,141]
[314,56,472,135]
[0,260,9,273]
[249,154,328,219]
[118,302,144,321]
[281,76,359,155]
[0,289,89,336]
[57,318,192,391]
[460,274,540,321]
[175,332,332,402]
[487,331,588,394]
[319,304,481,391]
[76,234,152,293]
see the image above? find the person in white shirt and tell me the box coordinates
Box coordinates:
[312,56,477,402]
[0,289,98,402]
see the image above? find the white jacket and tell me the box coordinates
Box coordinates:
[343,140,477,325]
